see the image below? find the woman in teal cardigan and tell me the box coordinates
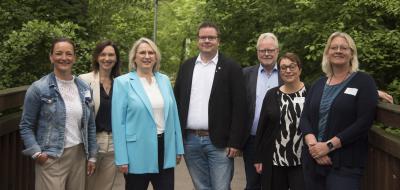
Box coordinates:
[112,37,184,190]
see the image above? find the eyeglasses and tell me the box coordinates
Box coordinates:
[198,36,218,42]
[329,45,350,52]
[137,51,155,57]
[280,64,298,72]
[258,49,276,54]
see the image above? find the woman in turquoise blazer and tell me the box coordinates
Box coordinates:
[112,37,184,190]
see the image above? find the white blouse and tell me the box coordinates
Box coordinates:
[140,77,165,134]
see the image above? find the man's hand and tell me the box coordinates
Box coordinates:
[226,147,240,158]
[378,90,394,104]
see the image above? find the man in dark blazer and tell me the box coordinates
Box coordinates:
[174,22,248,190]
[242,33,283,190]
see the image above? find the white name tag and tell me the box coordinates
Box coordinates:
[293,97,305,103]
[344,88,358,96]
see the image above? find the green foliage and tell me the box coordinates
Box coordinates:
[157,0,206,77]
[0,0,399,100]
[0,20,92,89]
[387,79,400,104]
[203,0,400,90]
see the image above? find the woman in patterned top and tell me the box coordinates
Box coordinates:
[254,52,306,190]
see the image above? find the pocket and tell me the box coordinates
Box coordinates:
[40,96,57,119]
[42,156,58,169]
[126,134,137,142]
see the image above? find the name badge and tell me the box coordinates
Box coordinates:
[293,97,305,104]
[344,87,358,96]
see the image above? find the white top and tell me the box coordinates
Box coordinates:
[140,77,165,134]
[56,77,83,148]
[187,53,218,130]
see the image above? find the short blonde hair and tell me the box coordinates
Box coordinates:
[256,33,279,49]
[128,37,161,72]
[321,32,359,77]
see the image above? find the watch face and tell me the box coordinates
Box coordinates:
[327,142,334,150]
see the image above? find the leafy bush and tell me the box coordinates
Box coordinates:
[0,20,92,89]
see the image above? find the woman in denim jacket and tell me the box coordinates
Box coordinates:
[19,38,97,190]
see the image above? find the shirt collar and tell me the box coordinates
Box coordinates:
[258,63,278,74]
[196,51,219,65]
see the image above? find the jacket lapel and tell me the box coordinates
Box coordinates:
[128,72,154,118]
[249,65,258,112]
[210,53,223,97]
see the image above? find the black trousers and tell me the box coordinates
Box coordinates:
[270,165,305,190]
[303,166,363,190]
[125,134,174,190]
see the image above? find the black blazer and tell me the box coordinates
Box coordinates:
[243,64,283,134]
[174,53,249,149]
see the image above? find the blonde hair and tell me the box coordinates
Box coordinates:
[321,32,359,77]
[128,37,161,72]
[256,33,279,49]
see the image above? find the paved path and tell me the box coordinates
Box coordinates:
[149,157,246,189]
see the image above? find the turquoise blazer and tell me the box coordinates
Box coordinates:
[112,71,184,174]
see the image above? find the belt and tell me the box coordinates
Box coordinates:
[187,129,209,137]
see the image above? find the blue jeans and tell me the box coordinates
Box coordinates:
[184,133,234,190]
[243,135,261,190]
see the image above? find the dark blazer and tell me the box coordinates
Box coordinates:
[174,53,248,149]
[300,72,378,170]
[243,64,283,134]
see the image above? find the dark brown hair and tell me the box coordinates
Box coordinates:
[91,40,121,78]
[197,22,220,37]
[278,52,302,70]
[50,37,75,55]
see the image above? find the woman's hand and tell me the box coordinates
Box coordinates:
[254,163,263,174]
[35,152,49,165]
[315,155,332,165]
[304,134,318,148]
[118,165,128,174]
[309,142,330,159]
[87,161,96,176]
[176,155,182,165]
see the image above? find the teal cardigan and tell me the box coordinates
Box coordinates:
[112,71,184,174]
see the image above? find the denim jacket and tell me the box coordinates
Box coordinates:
[19,73,97,159]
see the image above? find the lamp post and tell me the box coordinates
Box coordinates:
[153,0,158,43]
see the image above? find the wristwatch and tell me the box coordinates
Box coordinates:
[326,141,335,151]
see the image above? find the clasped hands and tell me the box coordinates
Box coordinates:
[308,142,332,165]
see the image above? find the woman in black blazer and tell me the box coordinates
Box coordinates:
[254,52,306,190]
[299,32,378,190]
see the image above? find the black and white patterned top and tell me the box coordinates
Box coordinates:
[272,87,306,166]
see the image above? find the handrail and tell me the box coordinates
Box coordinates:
[0,85,29,113]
